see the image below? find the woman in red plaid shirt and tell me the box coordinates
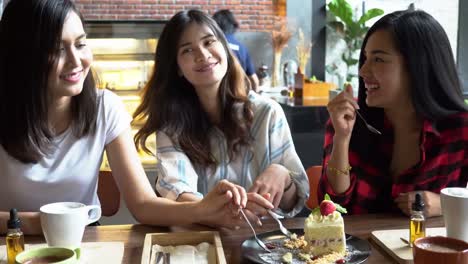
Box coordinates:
[319,10,468,217]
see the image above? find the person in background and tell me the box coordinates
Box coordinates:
[134,10,308,225]
[319,10,468,217]
[0,0,249,235]
[213,9,259,92]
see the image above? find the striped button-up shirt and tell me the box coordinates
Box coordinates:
[155,92,309,217]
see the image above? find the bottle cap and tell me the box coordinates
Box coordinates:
[412,193,425,211]
[7,208,21,229]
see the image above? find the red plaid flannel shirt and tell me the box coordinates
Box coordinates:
[318,112,468,215]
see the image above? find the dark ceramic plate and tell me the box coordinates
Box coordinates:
[241,229,371,264]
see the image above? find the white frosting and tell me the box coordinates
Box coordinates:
[305,211,343,225]
[303,210,346,256]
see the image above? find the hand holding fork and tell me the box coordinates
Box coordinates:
[328,83,381,137]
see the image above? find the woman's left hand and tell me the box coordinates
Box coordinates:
[248,164,291,208]
[196,179,247,229]
[204,179,248,213]
[395,191,442,217]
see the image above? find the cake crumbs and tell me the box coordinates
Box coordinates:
[298,252,312,261]
[281,252,293,263]
[280,236,349,264]
[305,250,348,264]
[283,235,308,249]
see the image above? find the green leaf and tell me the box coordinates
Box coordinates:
[335,203,348,214]
[327,0,354,28]
[358,8,384,25]
[342,53,359,67]
[348,58,359,65]
[324,193,331,201]
[347,23,361,39]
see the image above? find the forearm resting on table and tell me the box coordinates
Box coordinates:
[0,211,42,235]
[327,136,351,194]
[176,192,230,227]
[128,196,206,226]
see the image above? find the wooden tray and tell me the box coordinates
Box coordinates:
[141,231,226,264]
[370,227,446,264]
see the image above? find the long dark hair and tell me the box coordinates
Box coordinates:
[134,9,253,167]
[0,0,97,163]
[343,10,468,207]
[357,10,467,130]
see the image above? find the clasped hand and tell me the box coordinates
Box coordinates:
[199,164,292,229]
[395,191,441,217]
[198,179,274,229]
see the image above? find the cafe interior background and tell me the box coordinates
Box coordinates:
[1,0,466,225]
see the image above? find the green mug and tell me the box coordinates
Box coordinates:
[15,247,80,264]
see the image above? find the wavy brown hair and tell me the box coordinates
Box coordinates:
[0,0,97,163]
[134,9,253,167]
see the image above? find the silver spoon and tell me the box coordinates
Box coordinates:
[355,110,382,135]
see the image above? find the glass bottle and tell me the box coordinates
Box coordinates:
[6,208,24,264]
[293,67,304,104]
[409,193,426,247]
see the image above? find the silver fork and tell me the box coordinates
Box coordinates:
[268,210,294,238]
[355,110,382,135]
[240,209,272,252]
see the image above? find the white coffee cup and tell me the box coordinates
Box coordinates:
[440,187,468,242]
[40,202,101,248]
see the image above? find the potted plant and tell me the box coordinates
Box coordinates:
[326,0,384,98]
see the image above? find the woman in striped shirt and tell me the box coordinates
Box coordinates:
[134,10,309,227]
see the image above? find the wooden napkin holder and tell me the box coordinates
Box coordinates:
[141,231,226,264]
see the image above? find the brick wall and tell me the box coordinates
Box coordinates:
[75,0,280,32]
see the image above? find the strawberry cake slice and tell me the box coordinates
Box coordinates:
[304,194,347,257]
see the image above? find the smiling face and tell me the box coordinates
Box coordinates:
[176,22,228,95]
[47,11,92,102]
[359,29,411,109]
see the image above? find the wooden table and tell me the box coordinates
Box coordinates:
[1,214,444,263]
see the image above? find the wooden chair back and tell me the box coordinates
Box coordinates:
[305,165,323,210]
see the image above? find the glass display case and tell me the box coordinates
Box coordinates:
[85,21,166,169]
[90,38,155,92]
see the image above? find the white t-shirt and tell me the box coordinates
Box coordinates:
[0,89,131,211]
